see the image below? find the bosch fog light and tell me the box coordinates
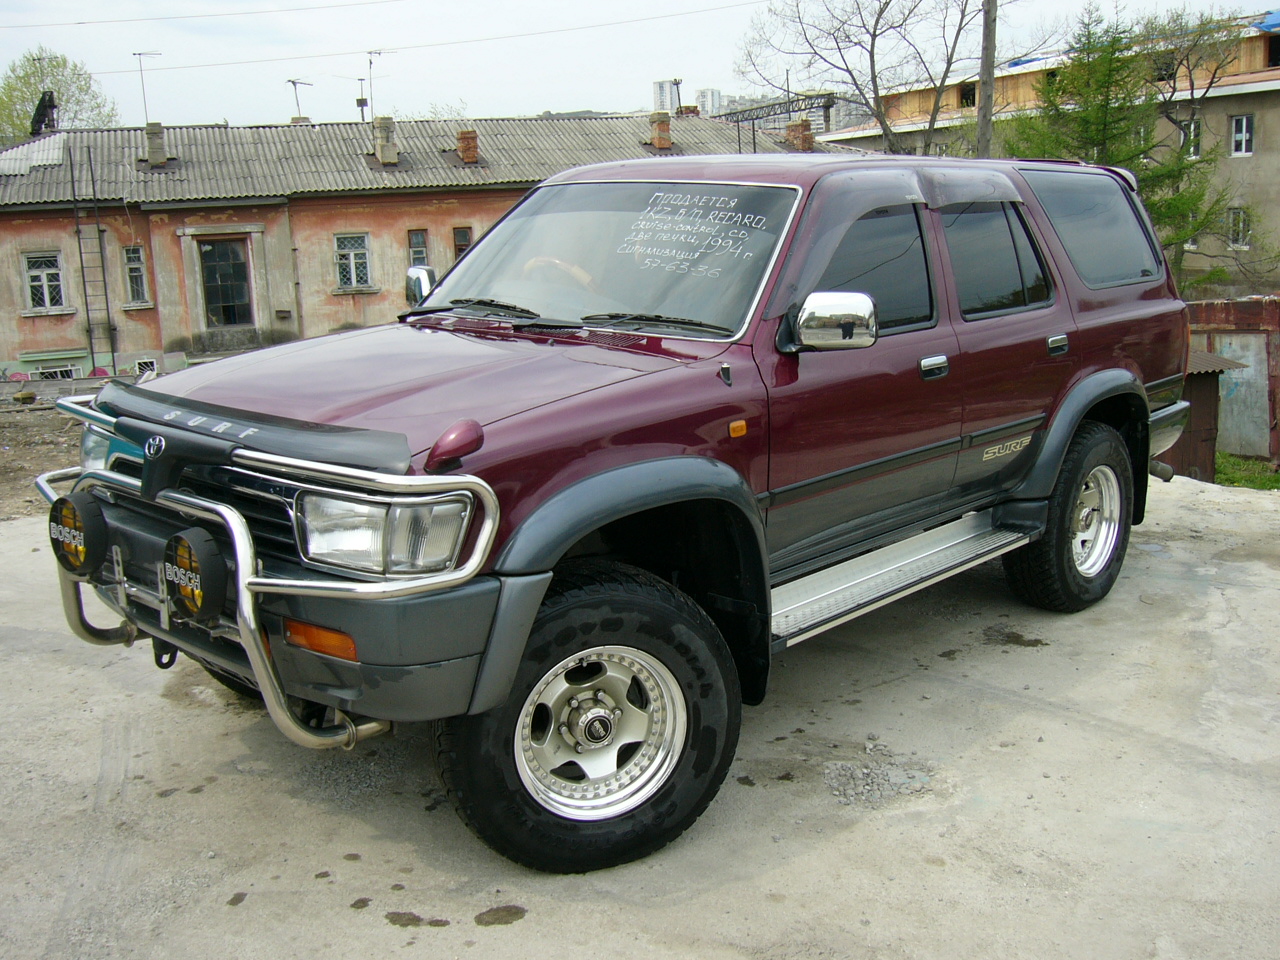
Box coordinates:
[49,492,107,574]
[163,527,227,621]
[298,494,387,573]
[79,427,111,472]
[387,499,471,573]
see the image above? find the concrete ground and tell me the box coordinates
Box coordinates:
[2,477,1277,960]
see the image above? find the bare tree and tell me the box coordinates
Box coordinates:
[739,0,995,154]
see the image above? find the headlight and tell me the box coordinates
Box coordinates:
[298,492,472,575]
[80,426,111,472]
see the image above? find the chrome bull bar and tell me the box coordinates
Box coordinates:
[38,399,501,751]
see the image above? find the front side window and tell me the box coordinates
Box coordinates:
[335,233,371,287]
[1231,115,1254,156]
[123,245,148,303]
[1021,169,1160,287]
[815,204,932,331]
[408,230,428,267]
[1228,208,1251,249]
[941,201,1051,318]
[25,253,64,310]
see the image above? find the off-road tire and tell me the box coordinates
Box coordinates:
[1004,421,1133,612]
[434,559,741,873]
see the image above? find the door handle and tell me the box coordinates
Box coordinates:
[1047,334,1069,356]
[919,355,950,380]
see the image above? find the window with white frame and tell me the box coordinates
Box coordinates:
[1183,118,1201,159]
[408,230,428,267]
[36,364,82,380]
[1228,208,1251,249]
[334,233,371,288]
[25,253,64,310]
[123,245,149,303]
[1183,234,1199,252]
[1230,115,1254,156]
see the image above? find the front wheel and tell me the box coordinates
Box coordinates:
[435,560,741,872]
[1004,421,1134,612]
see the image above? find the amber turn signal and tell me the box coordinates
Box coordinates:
[283,619,359,662]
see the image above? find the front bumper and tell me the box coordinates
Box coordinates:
[39,397,505,750]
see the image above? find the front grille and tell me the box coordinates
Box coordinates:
[108,459,299,562]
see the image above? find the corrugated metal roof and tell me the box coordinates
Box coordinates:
[0,116,849,207]
[1188,349,1248,374]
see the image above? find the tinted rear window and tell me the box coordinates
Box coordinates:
[940,201,1051,317]
[1020,170,1160,287]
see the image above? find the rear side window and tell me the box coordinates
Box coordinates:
[1020,170,1160,287]
[816,204,932,331]
[940,201,1051,318]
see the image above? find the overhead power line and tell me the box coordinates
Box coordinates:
[0,0,412,29]
[87,2,767,76]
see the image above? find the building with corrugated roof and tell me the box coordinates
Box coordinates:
[0,113,838,377]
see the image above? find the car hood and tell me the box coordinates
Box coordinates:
[136,323,701,458]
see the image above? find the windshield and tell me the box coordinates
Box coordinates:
[422,181,798,337]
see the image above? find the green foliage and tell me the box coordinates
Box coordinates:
[1215,452,1280,490]
[0,45,118,141]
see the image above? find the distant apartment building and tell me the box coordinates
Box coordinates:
[695,88,723,116]
[653,80,679,113]
[820,11,1280,294]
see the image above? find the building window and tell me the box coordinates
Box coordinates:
[123,245,148,303]
[959,82,977,108]
[1228,208,1251,249]
[1270,35,1280,68]
[408,230,428,267]
[1183,118,1201,159]
[135,358,157,375]
[25,253,64,310]
[335,233,371,287]
[36,364,82,380]
[1230,115,1254,156]
[200,238,253,325]
[1183,235,1199,252]
[453,226,472,260]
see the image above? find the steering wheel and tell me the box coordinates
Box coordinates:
[521,255,594,291]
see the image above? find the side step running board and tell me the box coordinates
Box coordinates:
[771,510,1032,648]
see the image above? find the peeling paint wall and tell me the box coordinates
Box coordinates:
[1189,298,1280,460]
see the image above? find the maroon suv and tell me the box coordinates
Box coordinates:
[41,154,1189,872]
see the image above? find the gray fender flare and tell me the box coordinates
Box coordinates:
[1008,368,1149,506]
[468,457,769,714]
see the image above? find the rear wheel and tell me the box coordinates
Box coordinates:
[1004,421,1133,612]
[435,560,740,872]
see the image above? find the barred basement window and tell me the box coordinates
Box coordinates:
[36,364,82,380]
[408,230,428,267]
[25,253,64,310]
[335,233,371,287]
[123,245,148,303]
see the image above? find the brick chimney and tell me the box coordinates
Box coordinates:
[373,116,399,165]
[145,121,166,168]
[785,118,814,152]
[456,129,479,165]
[649,111,672,150]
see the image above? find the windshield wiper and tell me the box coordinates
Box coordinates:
[448,297,542,319]
[580,313,730,335]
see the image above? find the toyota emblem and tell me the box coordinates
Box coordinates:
[144,435,166,460]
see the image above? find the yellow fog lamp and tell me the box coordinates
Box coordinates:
[49,492,108,575]
[163,528,228,622]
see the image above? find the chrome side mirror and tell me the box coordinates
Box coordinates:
[795,292,878,350]
[406,265,438,305]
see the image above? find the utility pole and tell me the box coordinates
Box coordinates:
[976,0,997,158]
[670,78,683,114]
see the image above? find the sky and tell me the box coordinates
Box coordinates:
[0,0,1269,127]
